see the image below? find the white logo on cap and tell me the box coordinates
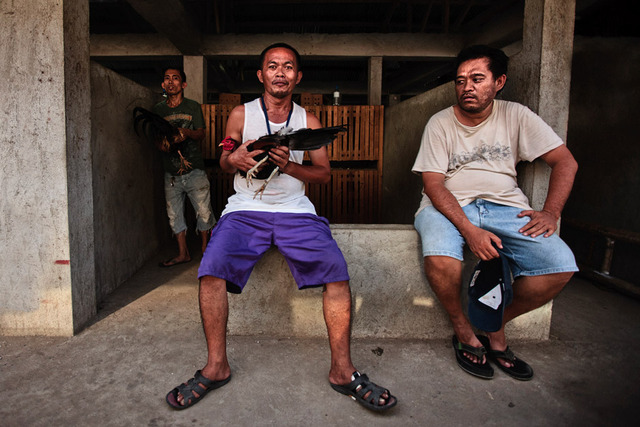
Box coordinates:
[478,285,502,310]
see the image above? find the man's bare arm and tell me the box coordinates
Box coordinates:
[518,145,578,238]
[422,171,502,260]
[268,112,331,184]
[219,105,265,174]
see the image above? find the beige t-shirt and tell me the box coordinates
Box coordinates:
[412,100,564,215]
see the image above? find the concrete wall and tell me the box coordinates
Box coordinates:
[0,0,92,335]
[564,37,640,233]
[65,0,95,336]
[381,82,456,224]
[227,225,550,339]
[91,63,167,302]
[0,1,166,335]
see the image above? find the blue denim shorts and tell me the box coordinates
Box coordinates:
[164,169,216,235]
[414,199,578,277]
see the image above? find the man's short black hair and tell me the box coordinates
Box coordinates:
[456,45,509,80]
[259,43,302,71]
[163,67,187,83]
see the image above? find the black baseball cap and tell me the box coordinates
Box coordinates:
[468,251,513,332]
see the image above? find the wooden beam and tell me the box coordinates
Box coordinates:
[126,0,203,55]
[385,2,401,32]
[453,0,474,31]
[443,0,450,33]
[420,1,434,32]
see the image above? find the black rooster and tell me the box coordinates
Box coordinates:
[133,107,193,174]
[232,125,347,198]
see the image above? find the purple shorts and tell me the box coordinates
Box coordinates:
[198,211,350,293]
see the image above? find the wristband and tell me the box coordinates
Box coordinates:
[219,136,239,151]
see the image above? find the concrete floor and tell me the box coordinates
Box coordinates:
[1,252,639,426]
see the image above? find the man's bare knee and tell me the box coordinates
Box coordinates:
[556,271,574,284]
[199,275,227,290]
[424,256,462,284]
[548,271,574,292]
[323,281,350,296]
[518,271,573,289]
[424,255,460,270]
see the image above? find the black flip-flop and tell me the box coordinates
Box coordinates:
[166,370,231,409]
[452,335,494,379]
[330,371,397,412]
[158,258,191,268]
[477,335,534,381]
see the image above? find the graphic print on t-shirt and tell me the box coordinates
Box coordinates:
[448,143,511,172]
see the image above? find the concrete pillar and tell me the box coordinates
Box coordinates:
[503,0,576,210]
[183,55,207,104]
[368,56,383,105]
[0,0,95,335]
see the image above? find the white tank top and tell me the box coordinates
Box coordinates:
[221,98,317,216]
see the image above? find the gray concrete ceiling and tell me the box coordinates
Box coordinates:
[90,0,635,104]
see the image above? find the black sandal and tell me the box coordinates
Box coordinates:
[166,370,231,409]
[452,335,494,379]
[477,335,533,381]
[330,371,397,412]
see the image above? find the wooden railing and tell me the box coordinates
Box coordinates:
[562,218,640,298]
[201,104,384,223]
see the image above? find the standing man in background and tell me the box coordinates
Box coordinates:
[153,67,215,267]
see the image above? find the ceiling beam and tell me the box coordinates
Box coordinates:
[386,62,453,93]
[91,33,466,59]
[453,0,475,31]
[125,0,203,55]
[91,34,181,57]
[468,2,524,46]
[419,1,435,32]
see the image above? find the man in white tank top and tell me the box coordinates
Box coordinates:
[166,43,396,412]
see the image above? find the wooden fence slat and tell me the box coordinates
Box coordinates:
[354,106,361,161]
[368,107,374,160]
[377,106,384,175]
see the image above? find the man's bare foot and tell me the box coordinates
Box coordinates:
[166,370,231,409]
[484,333,514,368]
[200,230,211,254]
[452,335,494,379]
[330,371,397,411]
[452,323,486,364]
[159,256,191,267]
[477,335,533,380]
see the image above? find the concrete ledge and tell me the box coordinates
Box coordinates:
[228,225,551,340]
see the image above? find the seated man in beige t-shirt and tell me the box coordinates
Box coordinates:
[412,45,578,381]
